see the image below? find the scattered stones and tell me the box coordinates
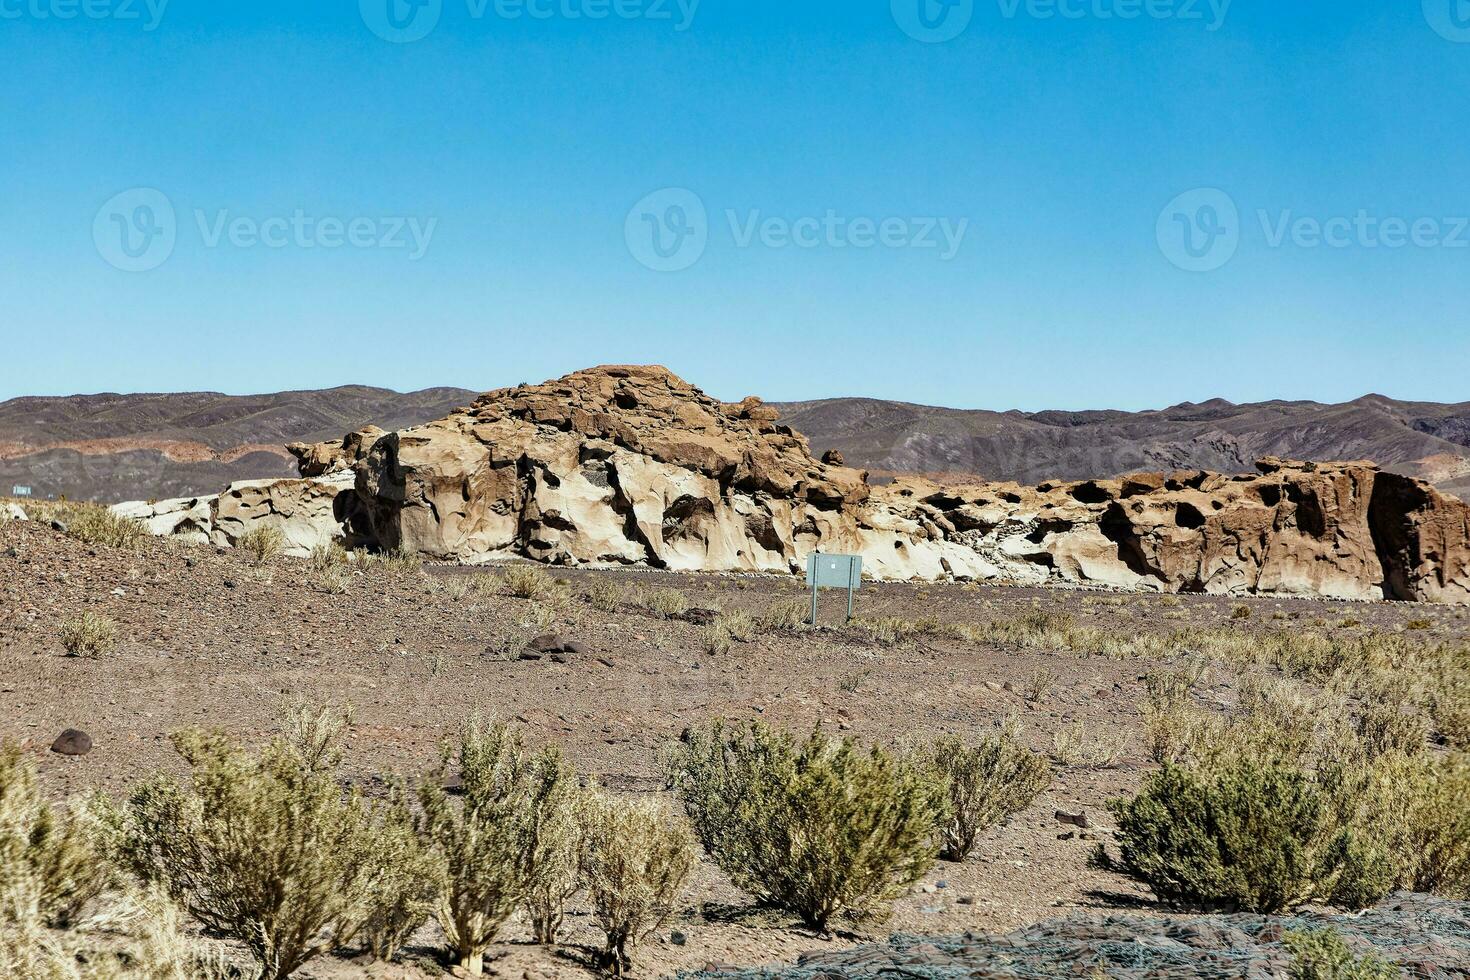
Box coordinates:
[50,729,93,757]
[3,502,27,522]
[49,519,68,534]
[692,893,1470,980]
[522,634,587,662]
[1055,809,1090,829]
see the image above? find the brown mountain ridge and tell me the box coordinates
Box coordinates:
[2,384,1467,503]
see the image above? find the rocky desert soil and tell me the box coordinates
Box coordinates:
[3,517,1468,978]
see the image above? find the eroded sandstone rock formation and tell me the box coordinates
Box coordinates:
[116,366,1470,603]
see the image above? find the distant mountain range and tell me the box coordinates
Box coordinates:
[2,383,1467,503]
[0,386,474,502]
[775,394,1470,499]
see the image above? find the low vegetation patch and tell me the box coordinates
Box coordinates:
[922,728,1051,862]
[59,612,118,659]
[664,721,943,931]
[237,525,286,566]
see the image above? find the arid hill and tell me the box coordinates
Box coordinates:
[0,386,474,502]
[776,394,1470,498]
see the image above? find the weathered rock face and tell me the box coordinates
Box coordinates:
[119,366,1470,603]
[867,458,1470,602]
[113,496,214,544]
[209,471,359,555]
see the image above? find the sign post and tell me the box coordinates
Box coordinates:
[805,551,863,625]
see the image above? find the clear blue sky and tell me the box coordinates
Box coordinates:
[2,0,1467,411]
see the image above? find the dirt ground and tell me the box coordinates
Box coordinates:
[3,518,1466,978]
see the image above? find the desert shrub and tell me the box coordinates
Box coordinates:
[1428,663,1470,749]
[922,731,1051,862]
[1101,754,1395,913]
[1231,603,1253,620]
[520,746,585,945]
[59,612,118,659]
[1283,927,1399,980]
[1402,753,1470,898]
[501,564,554,599]
[759,597,810,631]
[1405,619,1432,632]
[0,742,111,929]
[417,720,533,976]
[67,506,147,550]
[369,548,424,574]
[313,565,352,595]
[1051,721,1126,769]
[580,795,694,977]
[237,525,285,566]
[698,623,732,656]
[716,610,758,642]
[583,578,624,613]
[306,541,348,572]
[1022,666,1055,704]
[640,587,689,620]
[664,721,944,931]
[362,787,444,963]
[115,727,386,980]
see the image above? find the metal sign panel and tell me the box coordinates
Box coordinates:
[11,486,31,497]
[807,553,862,590]
[805,552,862,624]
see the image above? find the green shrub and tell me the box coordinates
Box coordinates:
[59,612,118,659]
[664,721,944,931]
[1403,753,1470,898]
[716,610,758,642]
[923,732,1051,862]
[521,746,585,945]
[1101,757,1388,913]
[306,541,349,572]
[417,720,532,976]
[1283,927,1399,980]
[1231,603,1253,620]
[115,727,386,980]
[580,795,694,977]
[0,742,111,930]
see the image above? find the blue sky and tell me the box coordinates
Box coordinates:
[2,0,1467,410]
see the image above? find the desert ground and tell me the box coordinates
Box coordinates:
[3,514,1467,978]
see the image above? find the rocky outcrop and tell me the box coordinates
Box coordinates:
[113,366,1470,603]
[113,495,214,544]
[110,473,360,557]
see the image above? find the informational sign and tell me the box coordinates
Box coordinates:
[805,552,863,624]
[11,486,31,498]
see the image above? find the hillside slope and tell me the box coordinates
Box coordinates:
[775,394,1470,491]
[0,386,474,501]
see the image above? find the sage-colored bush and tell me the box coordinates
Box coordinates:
[362,788,445,963]
[640,587,689,620]
[237,525,286,566]
[1102,753,1399,914]
[0,742,111,929]
[665,721,944,931]
[580,795,694,977]
[59,612,119,659]
[1283,927,1399,980]
[520,746,585,945]
[418,720,532,977]
[923,731,1051,862]
[116,728,386,980]
[66,505,147,550]
[501,564,555,599]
